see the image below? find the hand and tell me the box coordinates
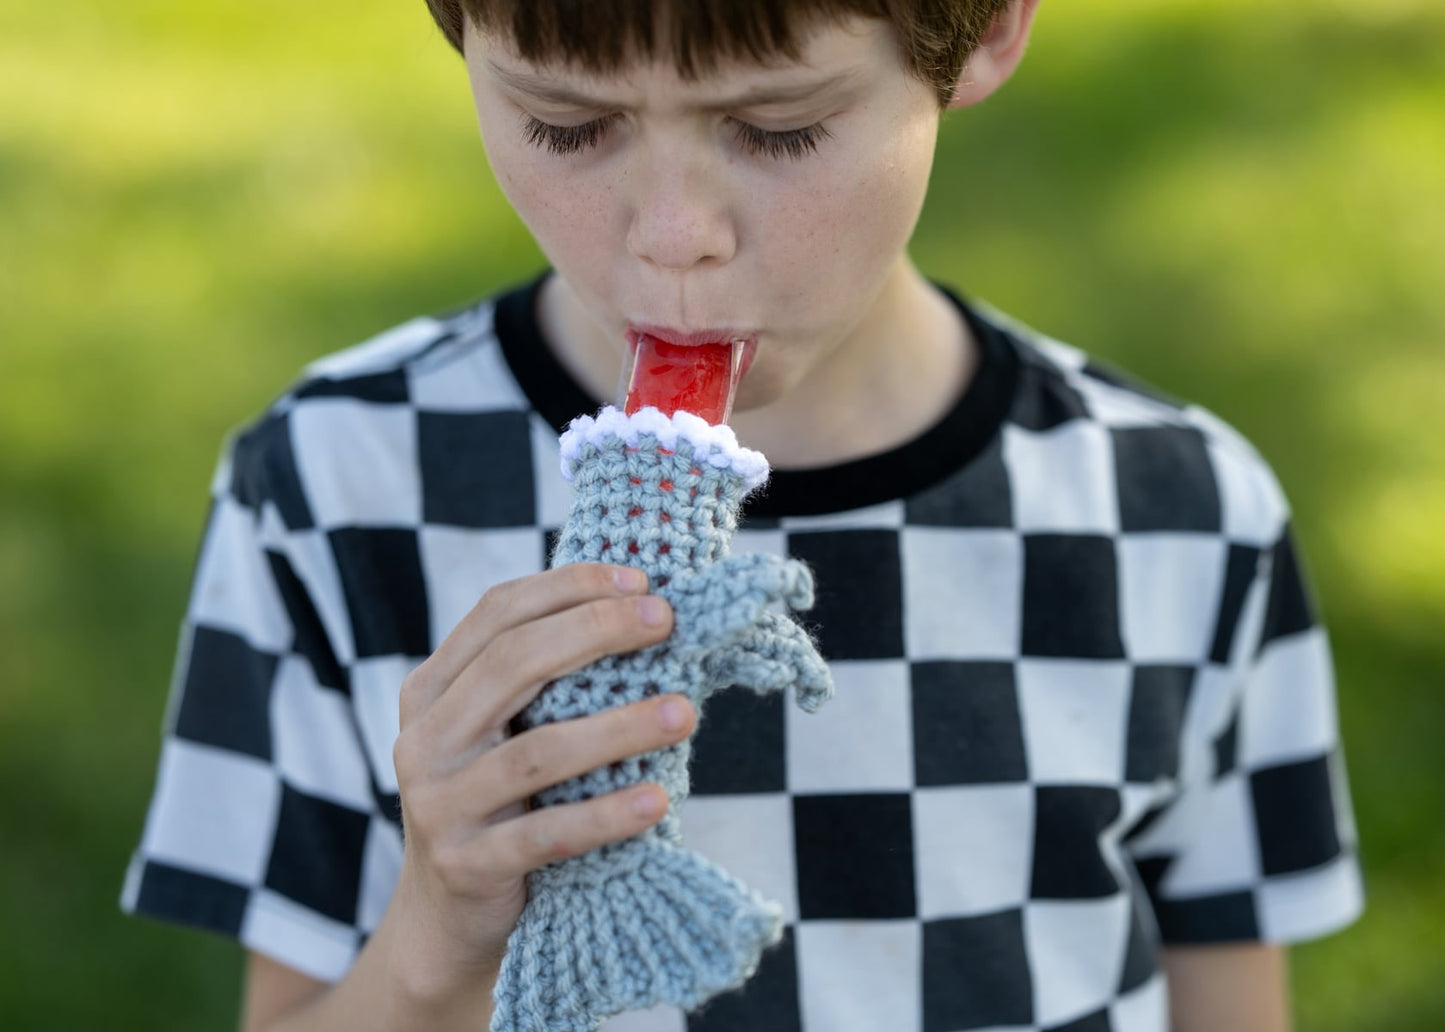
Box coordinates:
[385,563,696,998]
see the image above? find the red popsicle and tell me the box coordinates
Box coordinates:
[623,334,744,425]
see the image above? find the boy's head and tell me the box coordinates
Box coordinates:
[427,1,1039,414]
[426,0,1015,109]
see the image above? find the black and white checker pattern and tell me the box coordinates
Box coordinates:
[122,277,1363,1031]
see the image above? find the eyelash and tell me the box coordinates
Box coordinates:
[520,114,831,161]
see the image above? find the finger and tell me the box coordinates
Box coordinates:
[427,591,675,751]
[401,563,650,722]
[478,781,671,882]
[458,694,694,821]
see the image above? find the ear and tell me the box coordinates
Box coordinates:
[947,0,1043,109]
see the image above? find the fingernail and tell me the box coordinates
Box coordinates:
[659,696,689,731]
[638,596,669,626]
[615,567,648,592]
[632,788,664,818]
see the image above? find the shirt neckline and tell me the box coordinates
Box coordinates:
[494,270,1020,518]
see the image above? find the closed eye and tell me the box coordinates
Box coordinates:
[519,114,831,161]
[731,120,832,160]
[521,114,617,155]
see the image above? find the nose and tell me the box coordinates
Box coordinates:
[625,139,737,271]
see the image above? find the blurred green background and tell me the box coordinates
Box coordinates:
[2,0,1441,1027]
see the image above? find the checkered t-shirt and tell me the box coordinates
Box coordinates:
[122,273,1363,1032]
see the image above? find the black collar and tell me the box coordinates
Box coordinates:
[495,270,1020,519]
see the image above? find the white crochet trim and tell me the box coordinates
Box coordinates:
[560,406,770,492]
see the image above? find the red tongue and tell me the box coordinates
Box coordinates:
[623,334,743,425]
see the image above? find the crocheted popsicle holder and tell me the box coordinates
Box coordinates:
[488,406,835,1032]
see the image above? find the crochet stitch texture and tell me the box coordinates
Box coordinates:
[488,406,835,1032]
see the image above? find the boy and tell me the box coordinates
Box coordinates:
[121,1,1364,1030]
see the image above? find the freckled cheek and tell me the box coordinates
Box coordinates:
[496,157,616,270]
[855,146,933,255]
[758,155,921,302]
[503,159,581,232]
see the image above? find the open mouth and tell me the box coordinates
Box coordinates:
[620,327,761,424]
[626,327,758,380]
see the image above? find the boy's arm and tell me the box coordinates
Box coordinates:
[241,954,328,1032]
[241,928,498,1032]
[1161,943,1291,1032]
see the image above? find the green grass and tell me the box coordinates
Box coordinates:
[2,0,1442,1027]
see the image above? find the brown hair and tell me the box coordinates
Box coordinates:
[423,0,1012,107]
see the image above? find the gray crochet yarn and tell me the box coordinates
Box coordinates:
[488,407,835,1032]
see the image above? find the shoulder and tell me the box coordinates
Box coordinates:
[221,296,532,529]
[980,302,1293,548]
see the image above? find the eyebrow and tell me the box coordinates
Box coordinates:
[487,61,859,111]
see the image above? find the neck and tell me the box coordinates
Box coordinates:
[731,259,974,469]
[537,258,977,471]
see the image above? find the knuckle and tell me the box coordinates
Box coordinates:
[484,624,545,689]
[397,669,433,726]
[609,596,652,638]
[479,569,537,618]
[400,778,445,834]
[498,735,547,785]
[579,598,621,640]
[584,563,619,595]
[527,816,575,863]
[392,730,423,785]
[475,575,522,624]
[430,839,477,896]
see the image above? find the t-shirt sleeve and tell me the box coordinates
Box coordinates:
[120,413,403,982]
[1122,506,1366,945]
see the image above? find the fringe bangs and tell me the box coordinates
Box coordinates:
[424,0,1010,106]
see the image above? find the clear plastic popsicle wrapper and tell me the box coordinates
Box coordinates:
[619,334,747,425]
[487,335,835,1032]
